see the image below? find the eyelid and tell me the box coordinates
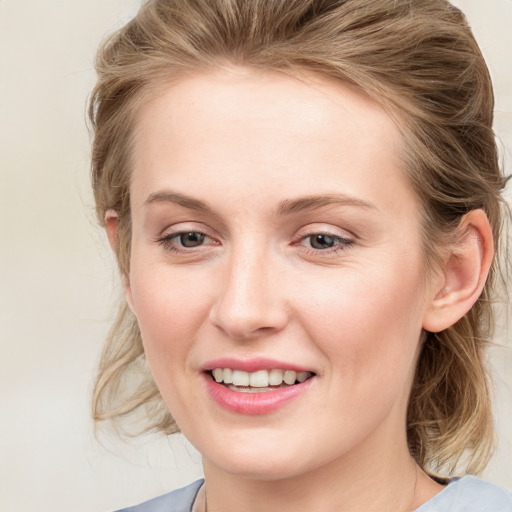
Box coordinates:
[155,220,213,238]
[298,233,353,245]
[291,224,356,256]
[294,223,356,242]
[297,233,354,250]
[154,222,220,252]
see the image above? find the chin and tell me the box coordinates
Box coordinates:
[196,430,332,482]
[205,453,311,481]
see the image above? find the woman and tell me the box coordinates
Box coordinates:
[90,0,512,510]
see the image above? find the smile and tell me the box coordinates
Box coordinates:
[210,368,313,391]
[203,363,316,415]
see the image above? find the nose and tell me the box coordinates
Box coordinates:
[208,242,289,341]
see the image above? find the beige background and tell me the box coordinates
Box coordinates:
[0,1,510,511]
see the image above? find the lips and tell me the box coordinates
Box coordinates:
[201,358,316,414]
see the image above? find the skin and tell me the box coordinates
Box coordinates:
[109,67,492,511]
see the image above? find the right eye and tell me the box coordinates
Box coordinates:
[174,231,206,247]
[156,230,216,252]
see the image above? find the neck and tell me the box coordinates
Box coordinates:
[200,431,440,512]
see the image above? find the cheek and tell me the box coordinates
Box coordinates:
[127,262,216,422]
[294,261,426,383]
[128,260,214,366]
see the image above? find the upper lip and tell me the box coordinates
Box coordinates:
[201,357,313,373]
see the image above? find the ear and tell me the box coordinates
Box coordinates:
[105,209,120,254]
[105,209,136,315]
[422,209,494,333]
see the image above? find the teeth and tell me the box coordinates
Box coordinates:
[232,370,250,386]
[223,368,233,384]
[268,369,283,386]
[249,370,270,388]
[211,368,313,387]
[283,370,297,385]
[297,371,309,383]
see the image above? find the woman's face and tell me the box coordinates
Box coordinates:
[126,67,437,480]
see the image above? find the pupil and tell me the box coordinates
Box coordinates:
[181,232,204,247]
[311,234,335,249]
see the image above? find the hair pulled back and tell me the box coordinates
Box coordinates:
[90,0,508,475]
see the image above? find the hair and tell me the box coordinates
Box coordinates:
[89,0,509,475]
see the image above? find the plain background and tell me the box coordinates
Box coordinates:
[0,1,511,511]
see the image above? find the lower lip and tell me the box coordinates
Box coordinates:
[203,374,314,415]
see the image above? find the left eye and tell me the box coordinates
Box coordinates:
[301,233,352,250]
[157,230,213,252]
[175,231,205,247]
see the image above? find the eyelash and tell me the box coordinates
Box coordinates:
[296,233,354,255]
[155,231,218,253]
[155,230,354,256]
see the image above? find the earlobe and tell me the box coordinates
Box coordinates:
[104,209,136,316]
[105,209,120,254]
[422,209,494,333]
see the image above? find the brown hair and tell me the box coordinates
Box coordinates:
[89,0,509,475]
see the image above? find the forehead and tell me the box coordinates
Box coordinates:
[130,67,416,220]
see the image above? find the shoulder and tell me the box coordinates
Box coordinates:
[113,479,204,512]
[416,475,512,512]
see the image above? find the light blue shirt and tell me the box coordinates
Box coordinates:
[415,475,512,511]
[115,475,512,511]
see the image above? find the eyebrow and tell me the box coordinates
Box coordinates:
[145,191,210,212]
[276,194,377,215]
[144,190,377,215]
